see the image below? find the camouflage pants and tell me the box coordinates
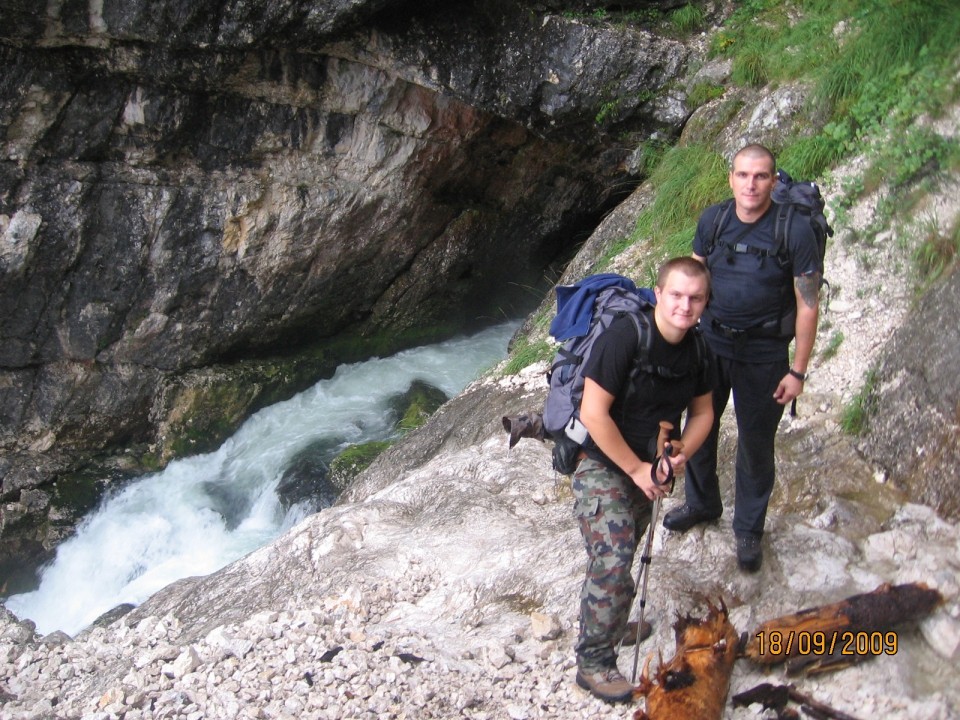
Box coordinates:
[573,457,652,671]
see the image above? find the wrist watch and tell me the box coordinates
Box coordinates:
[788,368,807,381]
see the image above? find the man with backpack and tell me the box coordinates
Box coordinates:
[662,144,822,573]
[572,257,714,702]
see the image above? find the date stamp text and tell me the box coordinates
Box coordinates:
[755,630,898,657]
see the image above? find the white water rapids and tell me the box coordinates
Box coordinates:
[5,321,519,637]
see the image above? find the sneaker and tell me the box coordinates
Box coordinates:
[662,504,721,532]
[620,620,653,647]
[575,665,635,703]
[736,534,762,572]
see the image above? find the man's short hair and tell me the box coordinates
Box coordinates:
[657,256,711,296]
[731,143,776,172]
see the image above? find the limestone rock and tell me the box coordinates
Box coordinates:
[0,1,695,570]
[859,268,960,522]
[530,611,563,641]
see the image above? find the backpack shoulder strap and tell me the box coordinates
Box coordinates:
[628,309,686,379]
[773,202,795,263]
[629,310,654,376]
[624,312,708,394]
[692,326,708,378]
[706,200,744,271]
[617,310,653,424]
[705,199,734,262]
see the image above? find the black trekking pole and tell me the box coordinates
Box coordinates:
[628,421,678,684]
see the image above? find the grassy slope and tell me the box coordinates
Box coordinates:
[503,0,960,433]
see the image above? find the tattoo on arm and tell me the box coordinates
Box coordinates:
[796,274,820,309]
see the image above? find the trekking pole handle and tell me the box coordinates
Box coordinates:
[651,420,677,489]
[651,444,675,488]
[655,420,673,456]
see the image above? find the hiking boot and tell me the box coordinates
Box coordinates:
[619,620,653,647]
[575,665,635,703]
[736,534,763,573]
[662,504,721,532]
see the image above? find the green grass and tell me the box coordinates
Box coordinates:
[913,217,960,288]
[633,136,671,177]
[714,0,843,87]
[716,0,960,182]
[820,330,844,362]
[502,337,555,375]
[501,0,960,382]
[687,82,725,110]
[669,4,706,33]
[816,2,960,174]
[592,144,728,270]
[629,144,729,258]
[840,368,878,435]
[816,1,960,113]
[777,135,845,184]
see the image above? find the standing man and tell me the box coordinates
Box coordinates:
[662,144,821,573]
[573,257,714,702]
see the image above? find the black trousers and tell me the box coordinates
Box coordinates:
[683,354,788,537]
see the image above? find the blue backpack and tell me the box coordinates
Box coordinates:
[543,273,705,474]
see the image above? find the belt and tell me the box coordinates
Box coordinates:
[711,318,779,339]
[711,319,745,339]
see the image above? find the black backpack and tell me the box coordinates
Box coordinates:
[543,274,706,475]
[705,170,833,417]
[704,169,834,341]
[706,169,834,289]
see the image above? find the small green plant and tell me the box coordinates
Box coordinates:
[687,82,725,109]
[820,330,844,361]
[778,135,844,183]
[669,4,705,33]
[840,368,878,435]
[913,217,959,287]
[595,99,619,125]
[732,48,768,87]
[622,9,661,26]
[633,137,670,177]
[864,127,958,194]
[710,30,736,55]
[635,89,656,105]
[596,235,634,268]
[715,1,787,86]
[502,337,554,375]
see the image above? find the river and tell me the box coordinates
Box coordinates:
[5,321,519,636]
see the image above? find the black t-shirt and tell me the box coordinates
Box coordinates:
[694,201,820,362]
[581,313,714,471]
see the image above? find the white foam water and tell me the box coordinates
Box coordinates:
[5,321,519,636]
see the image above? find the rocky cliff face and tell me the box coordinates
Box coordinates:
[859,264,960,520]
[2,5,960,717]
[0,0,692,574]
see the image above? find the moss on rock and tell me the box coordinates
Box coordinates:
[389,380,449,432]
[328,441,393,491]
